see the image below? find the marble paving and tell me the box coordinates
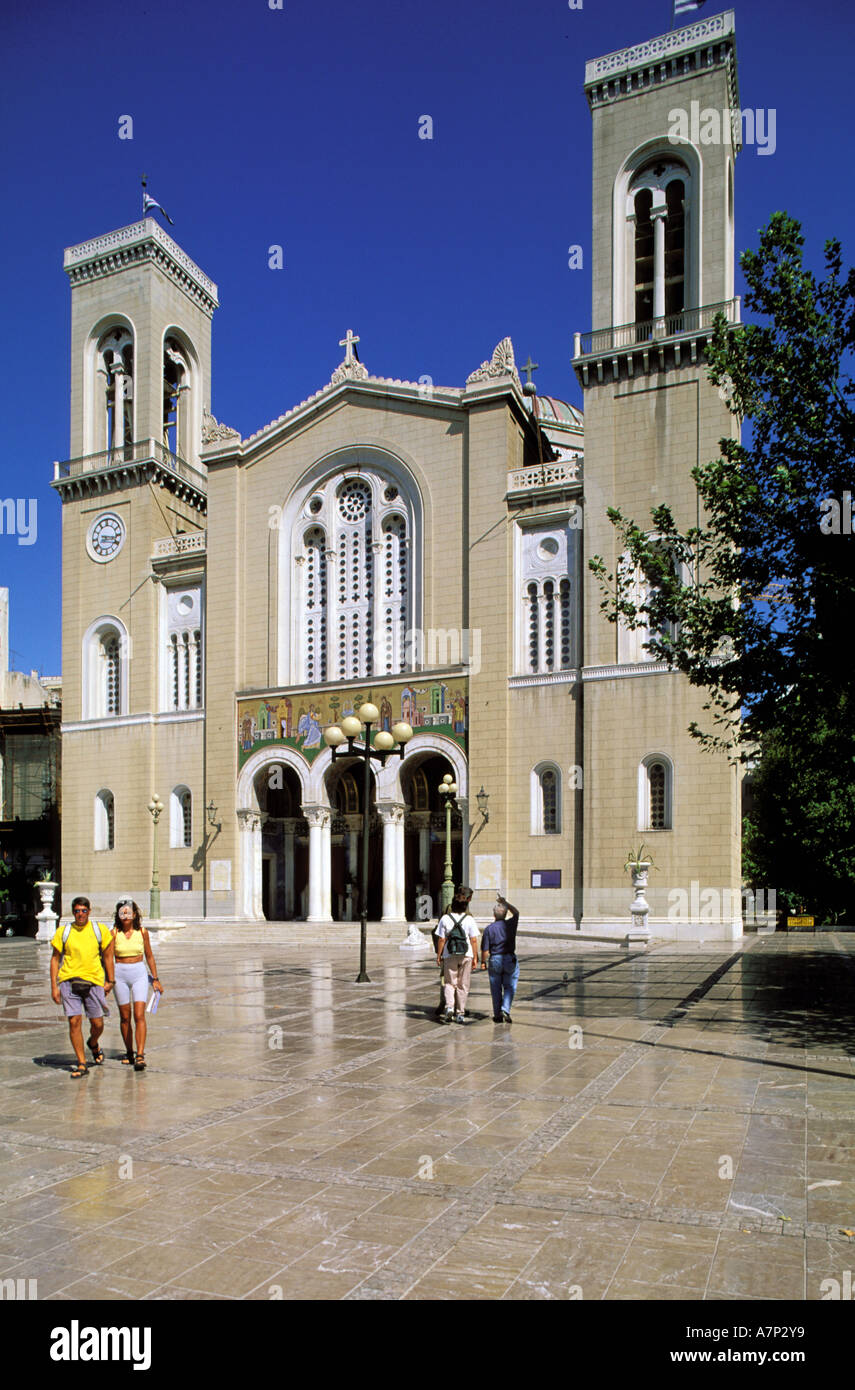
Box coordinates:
[1,932,854,1300]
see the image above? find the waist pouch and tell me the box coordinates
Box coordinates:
[70,980,93,998]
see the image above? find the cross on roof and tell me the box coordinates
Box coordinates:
[522,355,540,386]
[339,329,361,365]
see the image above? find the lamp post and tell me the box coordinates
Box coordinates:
[438,773,458,914]
[147,793,164,920]
[323,704,413,982]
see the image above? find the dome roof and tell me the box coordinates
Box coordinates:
[534,394,583,428]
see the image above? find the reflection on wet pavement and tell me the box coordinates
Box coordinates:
[0,933,853,1300]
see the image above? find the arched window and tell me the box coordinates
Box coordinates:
[531,762,562,835]
[163,588,203,712]
[170,787,192,848]
[638,755,673,831]
[95,790,115,851]
[82,617,129,718]
[516,523,575,674]
[291,471,414,684]
[617,544,680,664]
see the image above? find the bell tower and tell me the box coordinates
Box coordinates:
[53,219,216,913]
[574,10,743,937]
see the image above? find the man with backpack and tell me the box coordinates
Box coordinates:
[435,884,480,1024]
[49,896,115,1077]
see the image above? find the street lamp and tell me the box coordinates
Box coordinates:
[438,773,458,914]
[147,793,164,920]
[323,704,413,982]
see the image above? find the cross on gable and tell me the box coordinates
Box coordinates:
[339,329,361,365]
[522,355,540,386]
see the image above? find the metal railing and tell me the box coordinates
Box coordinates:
[53,438,207,491]
[575,298,741,358]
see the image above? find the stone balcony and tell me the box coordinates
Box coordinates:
[506,458,582,503]
[51,438,207,510]
[573,298,741,385]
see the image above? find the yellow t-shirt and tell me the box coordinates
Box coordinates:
[51,920,109,985]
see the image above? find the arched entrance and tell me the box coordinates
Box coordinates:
[325,761,382,921]
[255,764,308,920]
[401,753,463,919]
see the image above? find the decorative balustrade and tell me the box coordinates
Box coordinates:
[152,532,207,558]
[574,299,740,358]
[507,459,582,497]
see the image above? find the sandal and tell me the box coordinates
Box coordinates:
[87,1038,104,1065]
[134,1054,147,1072]
[70,1061,88,1078]
[121,1051,135,1065]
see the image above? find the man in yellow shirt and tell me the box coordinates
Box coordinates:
[50,897,115,1077]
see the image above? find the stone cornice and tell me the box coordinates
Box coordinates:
[63,219,219,318]
[582,662,676,682]
[585,9,738,113]
[62,710,205,733]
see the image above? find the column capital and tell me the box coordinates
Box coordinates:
[303,803,331,829]
[377,800,407,825]
[236,807,264,832]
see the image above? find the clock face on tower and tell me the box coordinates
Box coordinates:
[87,512,126,562]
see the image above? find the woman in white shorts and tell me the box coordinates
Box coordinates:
[112,900,163,1071]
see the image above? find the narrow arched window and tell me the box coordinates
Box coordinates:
[531,763,562,835]
[95,790,115,851]
[542,769,558,832]
[639,755,673,831]
[170,786,192,848]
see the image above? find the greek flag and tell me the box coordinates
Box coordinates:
[143,192,174,226]
[674,0,707,17]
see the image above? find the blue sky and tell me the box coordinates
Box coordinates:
[1,0,852,676]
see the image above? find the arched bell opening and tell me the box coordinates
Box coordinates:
[401,753,462,921]
[254,764,307,920]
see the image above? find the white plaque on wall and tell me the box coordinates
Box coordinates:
[474,854,502,890]
[209,860,232,892]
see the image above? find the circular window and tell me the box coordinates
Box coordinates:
[87,512,126,563]
[383,484,399,502]
[338,479,371,521]
[308,496,323,515]
[177,594,195,614]
[537,536,560,560]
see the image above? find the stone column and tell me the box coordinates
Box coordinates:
[652,206,667,322]
[236,808,265,921]
[377,802,406,920]
[304,805,330,922]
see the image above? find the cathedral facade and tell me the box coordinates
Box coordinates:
[53,11,744,938]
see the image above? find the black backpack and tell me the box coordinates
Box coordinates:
[443,912,470,955]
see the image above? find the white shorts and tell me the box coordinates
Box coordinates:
[114,960,149,1006]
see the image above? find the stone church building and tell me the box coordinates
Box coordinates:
[53,10,744,938]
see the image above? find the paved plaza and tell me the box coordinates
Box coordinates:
[1,930,854,1301]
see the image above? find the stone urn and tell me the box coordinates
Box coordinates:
[628,861,651,940]
[35,879,59,942]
